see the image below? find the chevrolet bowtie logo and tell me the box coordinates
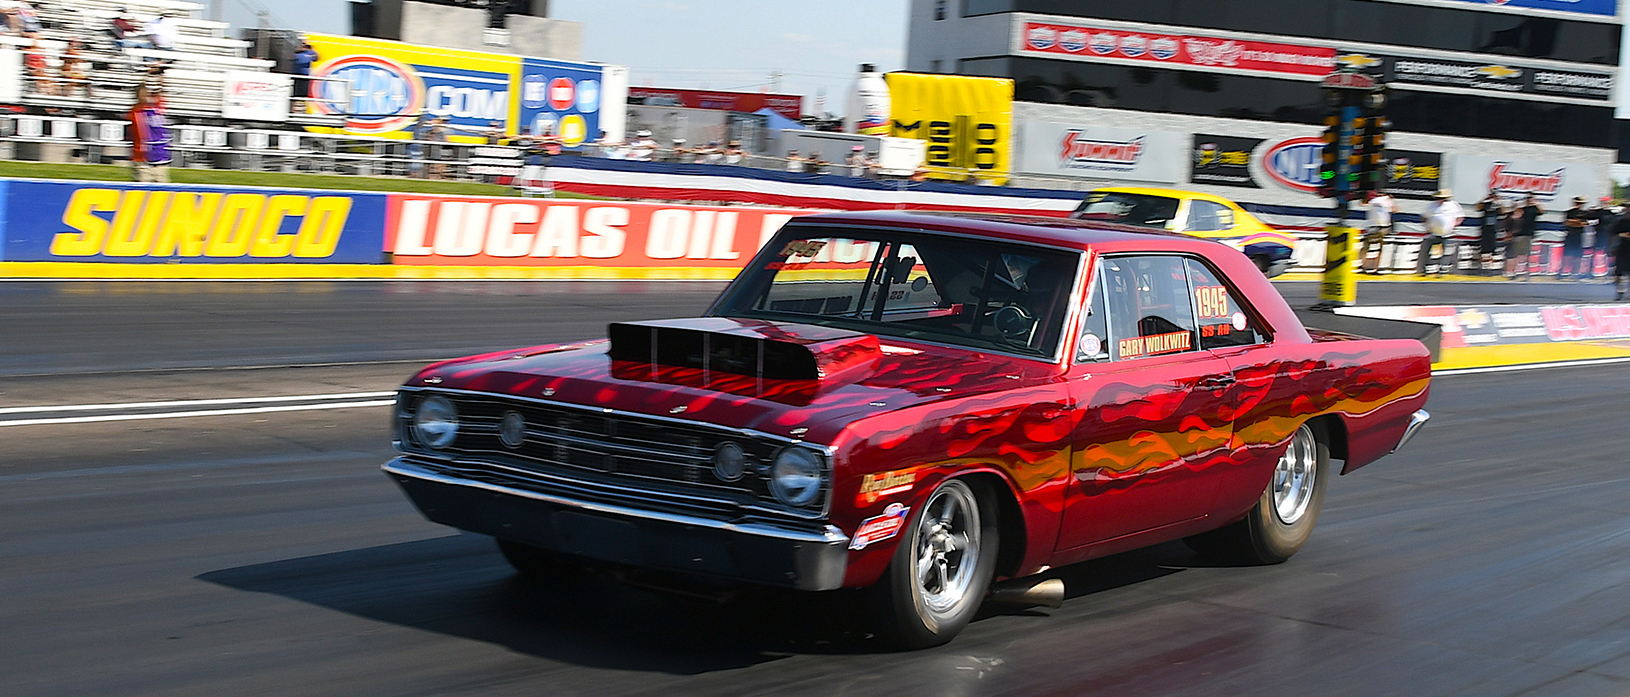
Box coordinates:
[1336,54,1381,69]
[1477,65,1522,80]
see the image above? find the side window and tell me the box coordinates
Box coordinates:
[1077,266,1109,362]
[1099,256,1197,361]
[1184,258,1267,349]
[1186,200,1229,232]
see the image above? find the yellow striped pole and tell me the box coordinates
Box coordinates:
[1319,223,1357,306]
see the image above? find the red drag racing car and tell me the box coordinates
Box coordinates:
[384,211,1432,648]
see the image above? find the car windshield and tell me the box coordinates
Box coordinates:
[1070,192,1181,229]
[711,226,1080,359]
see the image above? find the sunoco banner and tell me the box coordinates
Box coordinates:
[1015,123,1185,183]
[2,180,386,264]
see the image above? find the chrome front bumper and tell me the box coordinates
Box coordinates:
[1391,409,1430,453]
[383,457,851,590]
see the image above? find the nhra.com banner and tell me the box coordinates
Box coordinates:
[0,180,386,264]
[384,195,820,268]
[304,34,607,145]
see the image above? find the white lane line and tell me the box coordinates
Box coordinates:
[0,400,396,427]
[1435,356,1630,376]
[0,391,396,415]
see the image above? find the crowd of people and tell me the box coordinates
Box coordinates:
[1362,188,1630,297]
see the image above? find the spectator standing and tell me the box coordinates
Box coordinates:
[146,12,178,51]
[1361,190,1396,274]
[426,117,450,180]
[1416,189,1464,276]
[0,2,19,35]
[1506,195,1542,279]
[627,130,656,161]
[1475,193,1503,275]
[1561,196,1589,280]
[22,34,55,96]
[699,141,723,165]
[127,85,171,182]
[112,12,146,49]
[1591,197,1617,280]
[1615,213,1630,299]
[61,39,89,98]
[291,41,317,107]
[847,145,867,177]
[15,2,39,34]
[723,140,744,165]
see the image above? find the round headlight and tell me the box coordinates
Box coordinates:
[770,447,824,507]
[499,411,526,448]
[412,395,458,450]
[713,441,746,482]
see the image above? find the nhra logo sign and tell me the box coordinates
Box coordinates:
[1059,130,1144,170]
[311,54,427,134]
[1487,162,1564,199]
[1263,136,1325,193]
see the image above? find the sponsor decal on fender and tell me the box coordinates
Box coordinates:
[849,502,910,550]
[857,467,921,505]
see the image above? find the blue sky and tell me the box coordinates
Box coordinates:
[222,0,909,116]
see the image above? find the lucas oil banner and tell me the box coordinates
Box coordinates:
[385,195,820,268]
[0,180,385,264]
[885,72,1012,186]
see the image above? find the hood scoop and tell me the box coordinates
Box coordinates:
[607,318,880,384]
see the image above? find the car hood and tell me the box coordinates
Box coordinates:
[407,319,1063,445]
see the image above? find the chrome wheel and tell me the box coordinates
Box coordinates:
[1273,424,1319,525]
[913,479,982,622]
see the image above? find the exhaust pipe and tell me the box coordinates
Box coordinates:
[987,577,1065,608]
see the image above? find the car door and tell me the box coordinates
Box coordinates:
[1056,255,1238,551]
[1179,257,1287,519]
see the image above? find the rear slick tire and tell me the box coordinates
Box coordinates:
[868,478,999,650]
[1186,422,1329,565]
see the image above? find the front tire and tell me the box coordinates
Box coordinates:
[868,478,999,649]
[1186,422,1329,564]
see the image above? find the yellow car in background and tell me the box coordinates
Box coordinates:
[1068,187,1298,277]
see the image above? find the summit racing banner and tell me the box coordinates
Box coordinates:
[384,195,822,268]
[1016,18,1335,78]
[1015,122,1185,183]
[1,180,385,264]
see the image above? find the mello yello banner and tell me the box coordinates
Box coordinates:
[385,195,823,267]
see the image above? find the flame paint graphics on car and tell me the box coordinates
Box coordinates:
[310,54,427,135]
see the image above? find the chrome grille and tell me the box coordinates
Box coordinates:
[396,388,828,521]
